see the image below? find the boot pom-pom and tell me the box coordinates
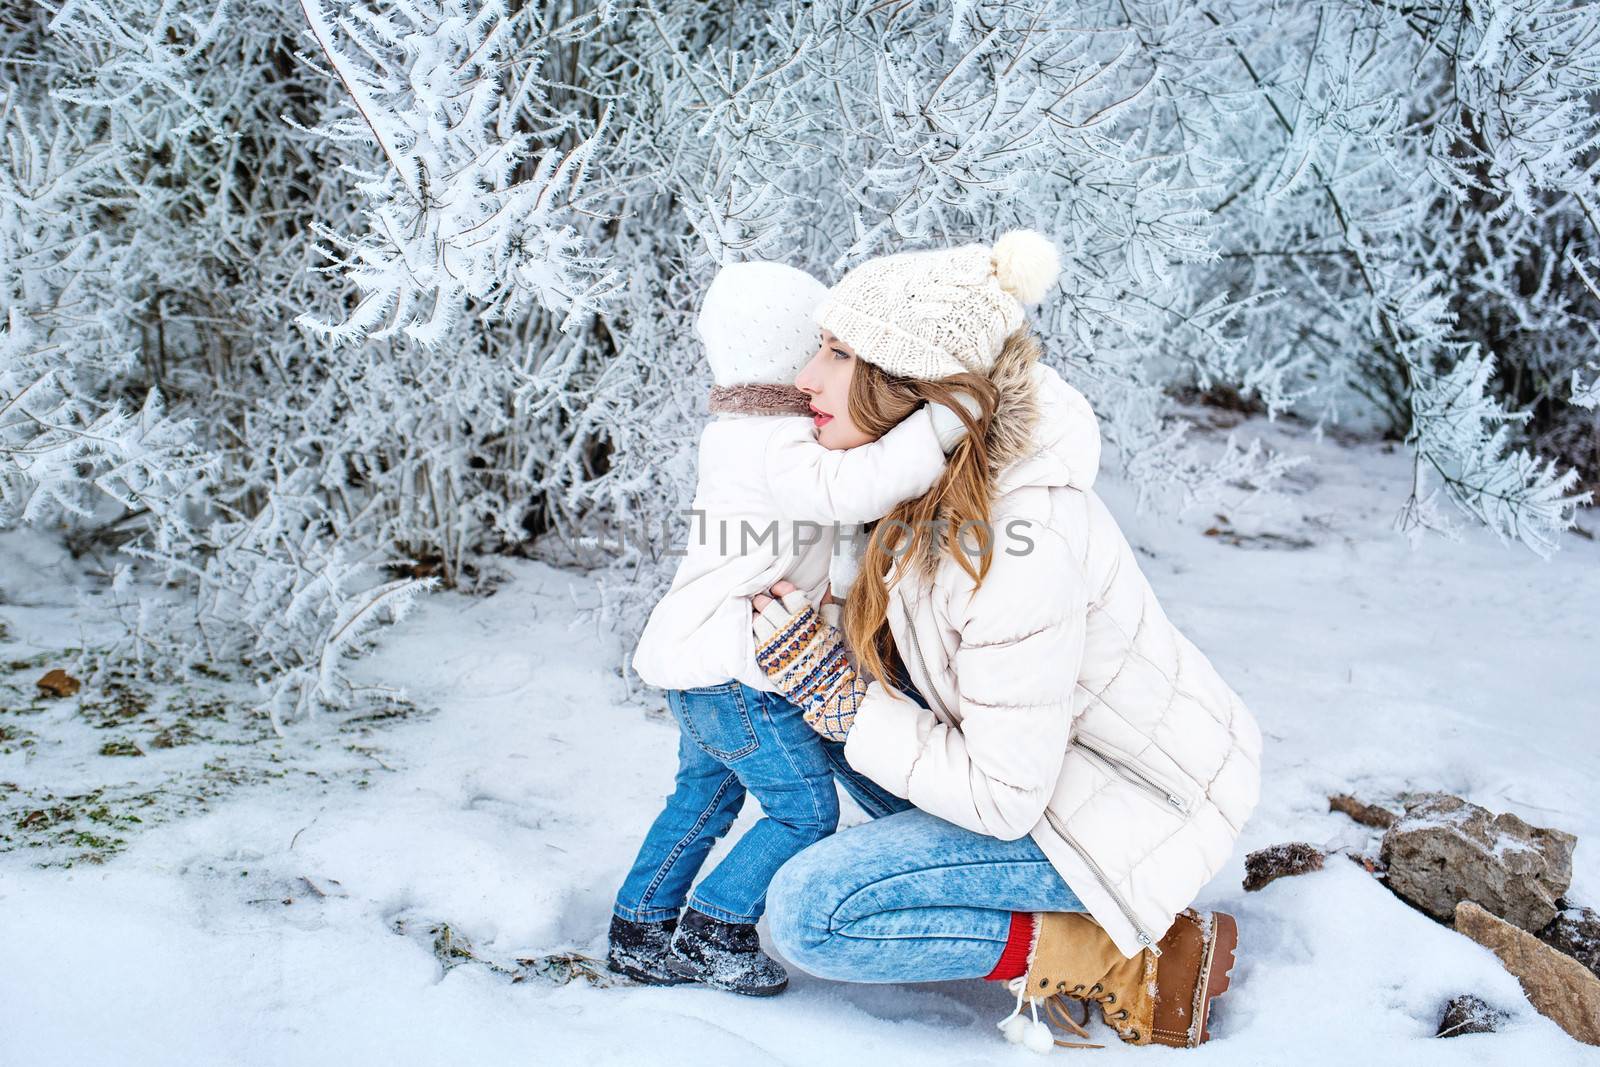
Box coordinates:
[1022,1019,1054,1053]
[991,229,1061,304]
[999,1015,1029,1044]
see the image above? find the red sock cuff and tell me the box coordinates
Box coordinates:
[983,910,1036,981]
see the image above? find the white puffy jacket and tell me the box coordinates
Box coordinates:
[841,334,1263,958]
[632,407,946,693]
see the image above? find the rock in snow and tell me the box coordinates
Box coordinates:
[1536,904,1600,983]
[1434,993,1503,1038]
[1379,793,1575,932]
[1454,901,1600,1047]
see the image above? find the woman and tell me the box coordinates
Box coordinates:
[749,230,1262,1050]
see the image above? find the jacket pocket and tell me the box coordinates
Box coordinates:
[1071,735,1196,815]
[671,683,760,762]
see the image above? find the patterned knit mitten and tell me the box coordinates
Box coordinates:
[753,591,868,742]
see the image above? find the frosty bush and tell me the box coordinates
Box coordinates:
[0,95,207,536]
[1,0,1594,717]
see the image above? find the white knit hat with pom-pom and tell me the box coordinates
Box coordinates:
[814,230,1061,380]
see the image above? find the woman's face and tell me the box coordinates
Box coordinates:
[795,329,875,450]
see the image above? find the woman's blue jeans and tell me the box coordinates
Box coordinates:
[766,673,1086,983]
[613,681,838,925]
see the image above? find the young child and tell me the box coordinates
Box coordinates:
[612,260,968,996]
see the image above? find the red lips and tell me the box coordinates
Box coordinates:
[809,404,833,428]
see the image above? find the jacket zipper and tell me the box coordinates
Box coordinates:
[899,601,1163,957]
[1072,736,1193,814]
[1045,809,1164,957]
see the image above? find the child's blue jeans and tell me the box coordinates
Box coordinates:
[613,680,839,925]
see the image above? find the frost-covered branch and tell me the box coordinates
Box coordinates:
[294,0,616,343]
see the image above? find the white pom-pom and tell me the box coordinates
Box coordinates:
[991,229,1061,304]
[1022,1019,1054,1053]
[999,1015,1029,1044]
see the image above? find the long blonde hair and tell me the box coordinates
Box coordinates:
[841,357,1000,692]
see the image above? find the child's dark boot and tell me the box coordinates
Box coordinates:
[607,915,693,986]
[665,907,789,996]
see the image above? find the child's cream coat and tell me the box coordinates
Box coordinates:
[632,407,946,692]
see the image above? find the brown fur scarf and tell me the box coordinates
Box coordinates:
[708,383,814,416]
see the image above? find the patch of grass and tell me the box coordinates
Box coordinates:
[514,952,612,987]
[342,701,418,726]
[187,662,230,681]
[432,922,479,971]
[84,802,142,828]
[80,685,155,729]
[150,722,195,749]
[17,804,75,831]
[67,831,119,851]
[7,650,63,672]
[9,788,153,865]
[176,695,231,721]
[391,916,614,988]
[1201,513,1315,551]
[1,649,423,866]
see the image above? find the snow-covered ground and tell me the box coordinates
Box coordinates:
[3,413,1598,1066]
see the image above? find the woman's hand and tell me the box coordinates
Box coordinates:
[747,579,791,617]
[751,581,868,742]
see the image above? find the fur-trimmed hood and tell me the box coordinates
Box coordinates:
[901,329,1100,574]
[977,329,1103,496]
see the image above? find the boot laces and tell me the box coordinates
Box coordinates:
[1077,982,1138,1041]
[997,976,1105,1051]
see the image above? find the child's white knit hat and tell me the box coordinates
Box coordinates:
[814,230,1061,381]
[697,261,830,387]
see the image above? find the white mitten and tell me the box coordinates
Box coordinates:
[926,392,983,453]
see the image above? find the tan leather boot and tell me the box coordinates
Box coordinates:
[1014,908,1239,1049]
[1144,909,1239,1047]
